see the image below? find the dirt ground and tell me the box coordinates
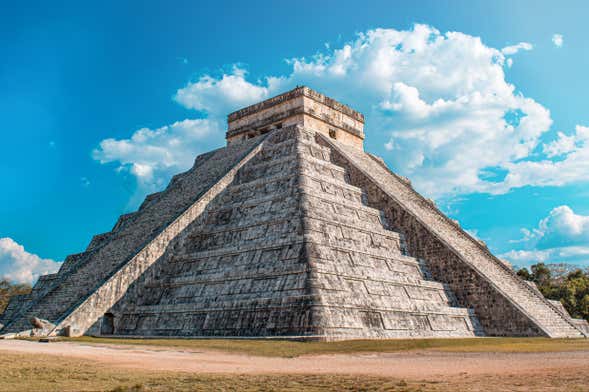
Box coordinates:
[1,339,588,380]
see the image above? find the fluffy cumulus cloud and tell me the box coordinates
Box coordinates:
[95,24,589,202]
[552,33,564,47]
[174,66,280,114]
[537,206,589,249]
[94,67,281,199]
[498,125,589,191]
[279,26,555,196]
[93,118,218,191]
[502,206,589,267]
[0,237,61,284]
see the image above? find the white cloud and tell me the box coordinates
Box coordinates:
[537,205,589,248]
[496,125,589,192]
[552,34,564,47]
[93,118,218,192]
[543,131,579,157]
[501,42,533,55]
[501,249,552,264]
[278,26,555,196]
[95,24,588,201]
[174,66,278,114]
[94,67,283,205]
[502,246,589,267]
[502,206,589,267]
[0,237,61,284]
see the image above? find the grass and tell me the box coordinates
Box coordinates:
[43,336,589,358]
[0,352,424,392]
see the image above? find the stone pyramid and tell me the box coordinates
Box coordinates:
[1,87,587,340]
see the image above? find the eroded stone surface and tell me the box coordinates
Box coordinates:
[1,87,586,339]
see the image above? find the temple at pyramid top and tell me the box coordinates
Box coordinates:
[226,86,365,150]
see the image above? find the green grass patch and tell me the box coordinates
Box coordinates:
[46,336,589,358]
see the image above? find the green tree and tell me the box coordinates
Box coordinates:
[518,264,589,321]
[516,268,532,280]
[531,263,552,286]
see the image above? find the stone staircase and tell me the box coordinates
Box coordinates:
[292,128,482,338]
[318,133,586,338]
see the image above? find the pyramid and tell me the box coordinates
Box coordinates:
[1,87,587,340]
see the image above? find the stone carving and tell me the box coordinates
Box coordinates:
[0,87,586,339]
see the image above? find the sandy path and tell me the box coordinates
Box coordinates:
[0,339,588,378]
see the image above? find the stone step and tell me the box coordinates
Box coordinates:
[206,188,387,231]
[111,212,138,232]
[298,138,335,162]
[248,137,299,162]
[235,154,298,184]
[303,199,395,235]
[145,263,440,295]
[301,189,390,227]
[225,170,366,207]
[305,241,416,268]
[304,224,406,257]
[300,150,346,173]
[178,238,304,263]
[198,206,300,236]
[299,172,365,202]
[184,224,304,255]
[304,214,403,246]
[128,294,470,318]
[235,147,349,186]
[85,232,112,251]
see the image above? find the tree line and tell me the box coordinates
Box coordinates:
[517,263,589,321]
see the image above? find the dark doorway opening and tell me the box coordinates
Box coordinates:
[101,313,115,335]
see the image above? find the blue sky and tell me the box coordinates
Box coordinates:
[2,0,589,283]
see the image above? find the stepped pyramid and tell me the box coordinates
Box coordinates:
[1,87,587,339]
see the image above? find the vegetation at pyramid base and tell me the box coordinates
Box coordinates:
[517,263,589,321]
[0,280,31,314]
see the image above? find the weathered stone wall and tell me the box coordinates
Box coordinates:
[0,136,266,335]
[301,95,364,146]
[226,87,364,151]
[52,136,270,336]
[318,133,586,338]
[296,129,480,339]
[91,126,480,339]
[228,87,364,125]
[103,127,316,337]
[227,95,305,135]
